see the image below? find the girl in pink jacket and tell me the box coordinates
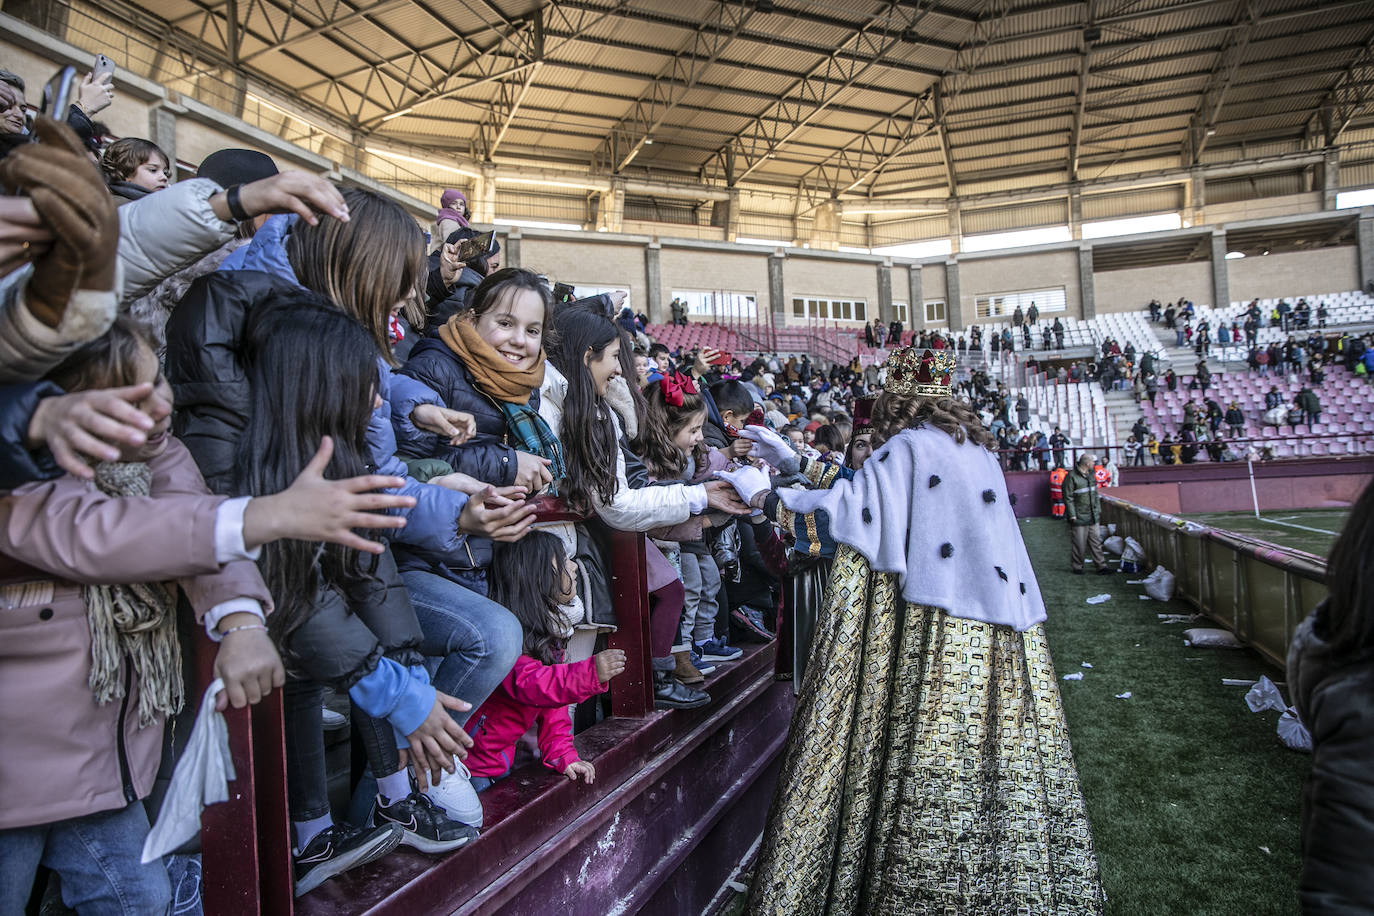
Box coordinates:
[465,531,625,791]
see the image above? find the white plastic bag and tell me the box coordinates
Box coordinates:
[1245,676,1313,752]
[1103,536,1125,556]
[142,679,235,863]
[1245,675,1286,713]
[1121,537,1145,564]
[1277,709,1313,752]
[1143,566,1176,602]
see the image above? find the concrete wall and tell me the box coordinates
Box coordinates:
[781,255,881,325]
[659,246,770,309]
[959,248,1082,320]
[1093,260,1215,312]
[522,237,648,309]
[1228,246,1360,303]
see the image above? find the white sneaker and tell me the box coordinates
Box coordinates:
[321,707,347,730]
[423,756,483,828]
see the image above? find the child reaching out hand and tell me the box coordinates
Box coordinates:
[465,531,626,791]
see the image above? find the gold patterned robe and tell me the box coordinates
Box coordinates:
[746,545,1104,916]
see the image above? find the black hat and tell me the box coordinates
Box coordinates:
[197,149,278,188]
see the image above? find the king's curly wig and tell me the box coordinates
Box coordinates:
[869,391,996,451]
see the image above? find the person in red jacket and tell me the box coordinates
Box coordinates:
[466,531,626,792]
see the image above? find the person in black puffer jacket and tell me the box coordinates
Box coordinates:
[396,268,556,497]
[1288,478,1374,914]
[422,227,500,337]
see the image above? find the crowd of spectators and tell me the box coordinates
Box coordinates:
[0,73,912,909]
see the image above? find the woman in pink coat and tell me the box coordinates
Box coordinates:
[0,318,414,913]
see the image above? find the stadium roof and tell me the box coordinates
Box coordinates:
[85,0,1374,207]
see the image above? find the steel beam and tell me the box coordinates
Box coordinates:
[593,0,754,174]
[1305,28,1374,146]
[703,1,953,188]
[1184,0,1261,166]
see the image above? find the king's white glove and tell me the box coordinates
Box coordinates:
[716,465,771,508]
[739,425,794,467]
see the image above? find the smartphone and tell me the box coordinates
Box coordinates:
[453,230,494,262]
[40,66,77,119]
[93,54,116,80]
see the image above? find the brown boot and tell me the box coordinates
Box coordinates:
[673,649,705,685]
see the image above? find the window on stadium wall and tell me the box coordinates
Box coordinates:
[974,287,1066,319]
[924,300,947,324]
[674,290,758,321]
[792,296,867,321]
[892,301,909,324]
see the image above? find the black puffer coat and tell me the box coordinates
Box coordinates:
[1288,602,1374,914]
[394,336,534,488]
[423,260,482,337]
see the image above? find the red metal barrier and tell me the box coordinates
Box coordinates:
[194,504,654,913]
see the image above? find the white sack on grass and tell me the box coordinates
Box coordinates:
[1121,537,1145,564]
[142,679,234,863]
[1278,709,1313,752]
[1103,536,1125,556]
[1183,627,1243,648]
[1143,566,1176,602]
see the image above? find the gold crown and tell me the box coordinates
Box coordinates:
[884,346,956,397]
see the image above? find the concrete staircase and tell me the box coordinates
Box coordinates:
[1104,388,1144,444]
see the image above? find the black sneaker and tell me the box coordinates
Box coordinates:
[371,791,478,854]
[294,822,402,897]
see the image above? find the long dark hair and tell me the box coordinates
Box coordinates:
[547,306,620,514]
[489,531,572,665]
[1322,479,1374,657]
[234,292,380,644]
[632,378,706,480]
[869,392,997,451]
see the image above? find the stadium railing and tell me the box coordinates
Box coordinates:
[190,503,655,913]
[1099,495,1327,668]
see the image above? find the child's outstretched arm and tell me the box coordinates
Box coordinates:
[504,654,610,708]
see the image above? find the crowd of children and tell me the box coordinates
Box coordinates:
[0,107,894,909]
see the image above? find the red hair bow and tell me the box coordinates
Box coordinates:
[661,372,698,407]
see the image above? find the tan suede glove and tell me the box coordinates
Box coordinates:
[0,116,118,328]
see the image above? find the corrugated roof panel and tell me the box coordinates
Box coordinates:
[1208,170,1308,203]
[1082,185,1185,220]
[1340,159,1374,188]
[963,198,1069,233]
[869,213,950,245]
[958,170,1069,196]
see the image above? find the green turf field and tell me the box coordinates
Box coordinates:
[1183,508,1349,558]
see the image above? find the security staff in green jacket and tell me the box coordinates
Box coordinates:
[1064,453,1109,575]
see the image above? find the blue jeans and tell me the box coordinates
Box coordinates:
[401,568,522,726]
[0,801,171,915]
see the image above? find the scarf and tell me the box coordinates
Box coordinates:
[439,316,544,405]
[82,462,184,727]
[439,316,565,483]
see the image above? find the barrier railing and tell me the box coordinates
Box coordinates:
[1099,495,1327,668]
[190,504,656,913]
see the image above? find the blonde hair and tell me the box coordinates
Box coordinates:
[869,392,996,451]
